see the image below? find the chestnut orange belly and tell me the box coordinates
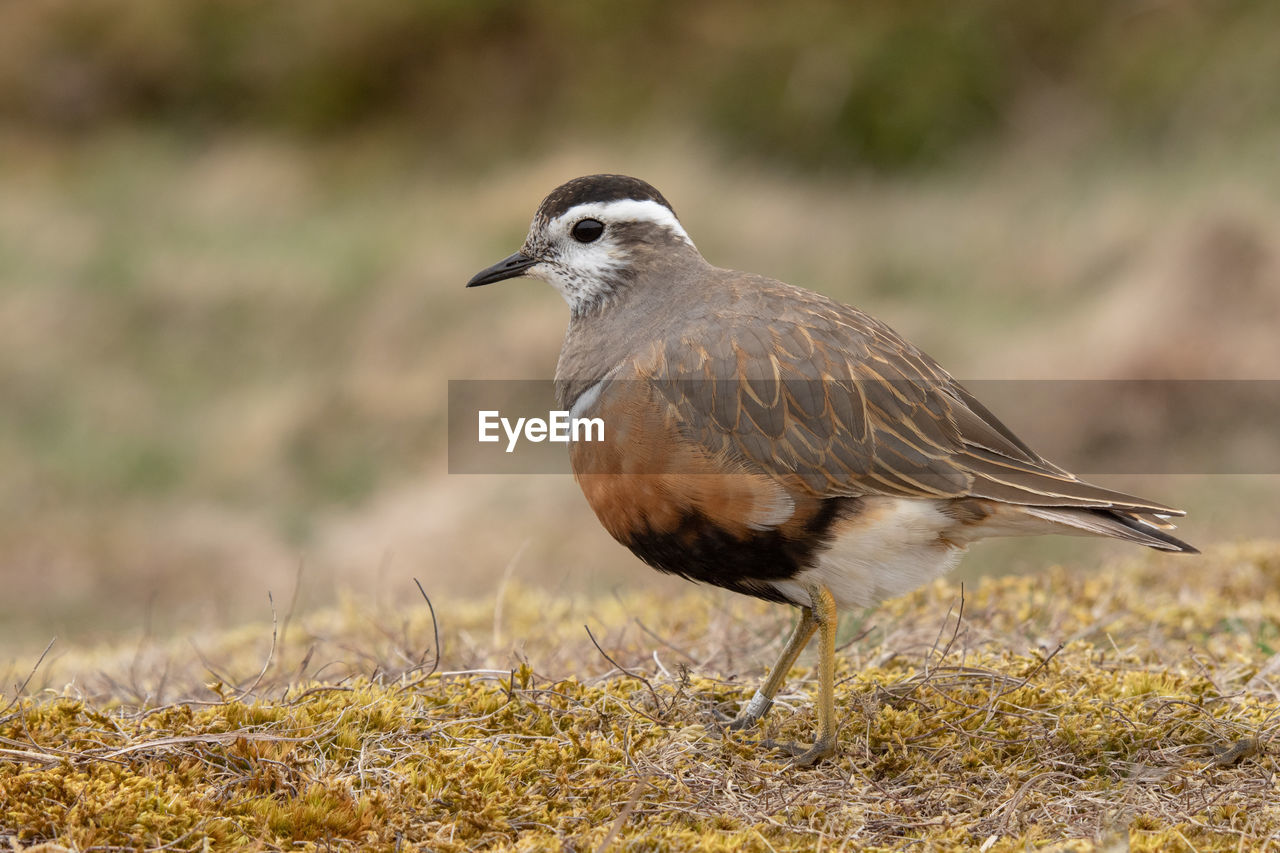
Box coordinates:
[567,379,864,603]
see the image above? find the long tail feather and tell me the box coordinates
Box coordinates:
[1020,506,1199,553]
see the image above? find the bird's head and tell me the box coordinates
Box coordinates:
[467,174,698,316]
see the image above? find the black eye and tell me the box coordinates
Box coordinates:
[571,218,605,243]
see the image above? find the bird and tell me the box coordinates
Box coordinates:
[466,174,1197,767]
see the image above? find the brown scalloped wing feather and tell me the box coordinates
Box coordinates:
[569,379,828,544]
[639,280,1184,517]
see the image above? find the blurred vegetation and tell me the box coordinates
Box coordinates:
[2,0,1279,169]
[1,1,1278,653]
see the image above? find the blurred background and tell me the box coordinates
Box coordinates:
[2,0,1278,658]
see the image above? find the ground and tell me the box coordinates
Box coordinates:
[3,542,1278,850]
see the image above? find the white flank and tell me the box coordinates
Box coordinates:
[770,498,964,610]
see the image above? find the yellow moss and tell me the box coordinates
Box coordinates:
[2,544,1280,850]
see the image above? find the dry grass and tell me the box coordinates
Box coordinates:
[3,542,1279,850]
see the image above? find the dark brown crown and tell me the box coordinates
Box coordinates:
[536,174,676,221]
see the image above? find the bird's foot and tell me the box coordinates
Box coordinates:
[711,706,762,731]
[762,737,838,768]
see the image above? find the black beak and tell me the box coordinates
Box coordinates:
[466,251,539,288]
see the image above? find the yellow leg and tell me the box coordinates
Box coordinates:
[728,605,817,730]
[729,584,840,767]
[786,583,838,767]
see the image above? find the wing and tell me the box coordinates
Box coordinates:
[639,282,1183,517]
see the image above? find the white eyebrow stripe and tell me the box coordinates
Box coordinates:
[554,199,694,247]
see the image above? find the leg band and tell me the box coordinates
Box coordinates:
[743,689,773,719]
